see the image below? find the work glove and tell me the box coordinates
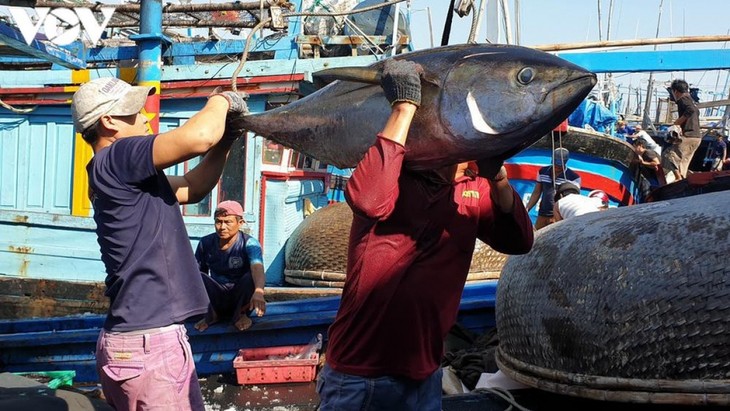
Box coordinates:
[477,159,507,182]
[209,88,249,142]
[380,59,423,107]
[209,88,249,116]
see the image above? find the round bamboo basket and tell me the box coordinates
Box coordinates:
[284,202,506,287]
[497,190,730,405]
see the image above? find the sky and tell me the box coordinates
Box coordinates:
[407,0,730,111]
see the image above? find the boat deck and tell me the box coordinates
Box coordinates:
[197,375,730,411]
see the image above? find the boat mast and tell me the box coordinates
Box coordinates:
[642,0,665,132]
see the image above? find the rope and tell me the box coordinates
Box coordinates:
[549,128,566,195]
[0,98,36,114]
[231,0,409,91]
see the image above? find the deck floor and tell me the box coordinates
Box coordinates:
[198,374,730,411]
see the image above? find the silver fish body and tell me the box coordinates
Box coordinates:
[234,43,597,170]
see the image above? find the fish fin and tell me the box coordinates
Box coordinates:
[312,67,381,88]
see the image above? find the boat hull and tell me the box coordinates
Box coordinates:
[0,280,497,383]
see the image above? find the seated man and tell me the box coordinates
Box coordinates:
[195,200,266,331]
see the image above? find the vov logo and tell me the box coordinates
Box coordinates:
[7,6,116,47]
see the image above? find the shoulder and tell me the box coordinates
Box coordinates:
[243,233,261,247]
[199,233,218,247]
[110,134,156,152]
[566,168,581,179]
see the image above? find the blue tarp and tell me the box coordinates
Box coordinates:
[568,99,618,134]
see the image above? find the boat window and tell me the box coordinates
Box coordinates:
[263,139,284,165]
[219,137,246,210]
[182,155,211,216]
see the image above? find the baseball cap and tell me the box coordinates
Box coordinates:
[215,200,244,217]
[553,148,569,167]
[588,189,609,206]
[667,125,682,137]
[554,182,580,202]
[71,77,155,133]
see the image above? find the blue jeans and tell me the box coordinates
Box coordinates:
[316,364,443,411]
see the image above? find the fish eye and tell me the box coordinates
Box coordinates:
[517,67,535,85]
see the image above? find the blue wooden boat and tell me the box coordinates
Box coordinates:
[506,126,652,216]
[0,280,497,384]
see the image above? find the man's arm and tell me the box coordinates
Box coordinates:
[525,183,542,211]
[345,59,422,220]
[478,177,534,254]
[250,263,266,317]
[167,139,234,204]
[158,92,247,204]
[153,95,230,170]
[244,236,266,316]
[487,166,514,213]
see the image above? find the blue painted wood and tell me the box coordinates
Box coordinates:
[0,22,85,69]
[2,48,729,87]
[558,49,730,73]
[0,115,74,214]
[263,179,329,285]
[0,281,498,383]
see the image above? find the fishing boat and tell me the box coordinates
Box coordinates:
[506,125,652,215]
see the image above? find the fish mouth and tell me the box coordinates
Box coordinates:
[547,72,598,102]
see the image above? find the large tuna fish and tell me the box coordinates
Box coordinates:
[231,43,597,170]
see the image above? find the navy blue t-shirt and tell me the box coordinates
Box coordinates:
[87,135,209,332]
[536,166,581,217]
[195,232,263,285]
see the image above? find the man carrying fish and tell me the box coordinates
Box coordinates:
[71,77,247,410]
[317,60,535,411]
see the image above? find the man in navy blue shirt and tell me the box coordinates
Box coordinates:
[525,148,582,229]
[195,200,266,332]
[72,77,247,411]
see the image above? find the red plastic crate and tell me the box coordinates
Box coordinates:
[232,344,319,385]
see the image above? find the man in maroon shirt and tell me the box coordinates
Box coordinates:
[317,60,534,410]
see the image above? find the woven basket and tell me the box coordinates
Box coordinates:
[284,202,506,287]
[496,190,730,405]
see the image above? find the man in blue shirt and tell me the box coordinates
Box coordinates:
[525,148,582,229]
[72,77,248,410]
[195,200,266,332]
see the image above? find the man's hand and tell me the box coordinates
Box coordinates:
[209,88,249,115]
[250,288,266,317]
[380,59,423,107]
[478,160,514,213]
[476,159,505,181]
[222,117,247,142]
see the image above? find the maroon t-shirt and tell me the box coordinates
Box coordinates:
[326,137,534,380]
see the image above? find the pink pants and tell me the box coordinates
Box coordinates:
[96,324,204,411]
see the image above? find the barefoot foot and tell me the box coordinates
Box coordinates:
[234,316,252,331]
[194,318,210,332]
